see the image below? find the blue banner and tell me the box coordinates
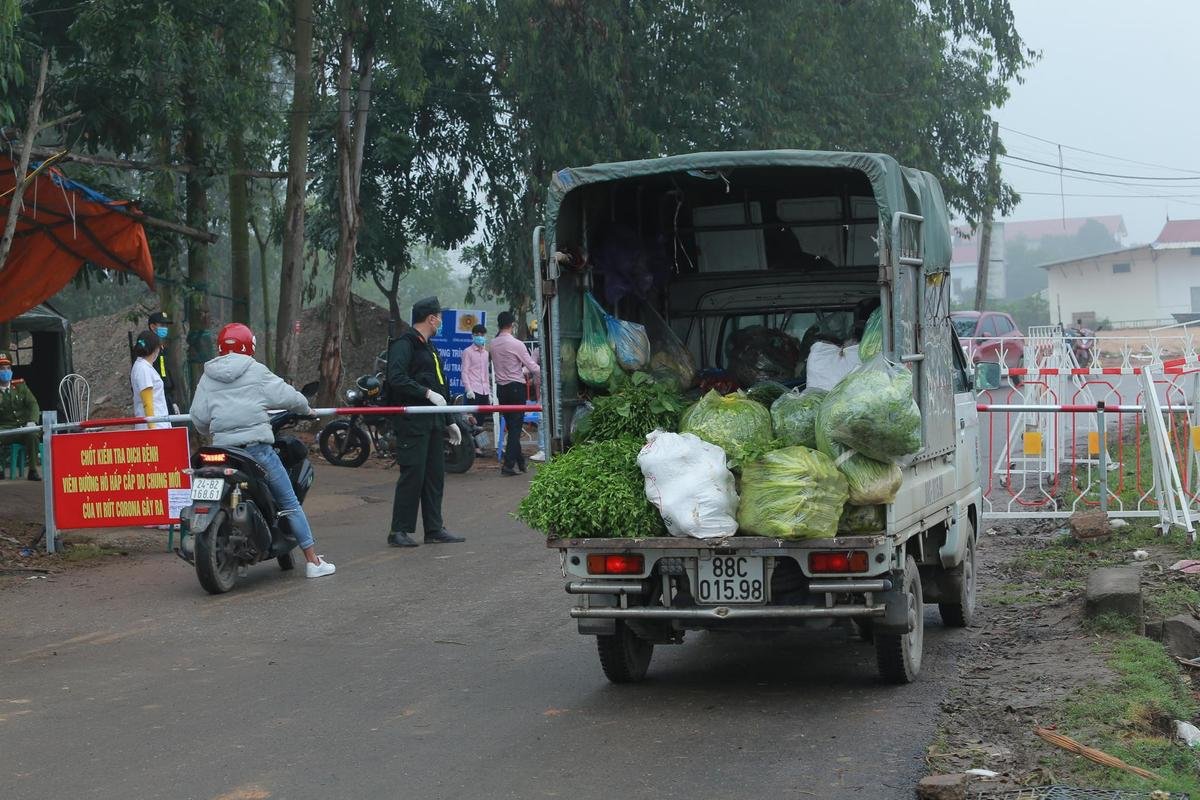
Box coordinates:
[430,309,486,399]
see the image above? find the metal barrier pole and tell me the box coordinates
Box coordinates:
[41,409,57,554]
[1097,401,1108,514]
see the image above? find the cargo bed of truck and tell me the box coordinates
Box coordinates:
[547,534,886,551]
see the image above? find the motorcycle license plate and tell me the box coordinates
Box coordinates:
[696,556,765,604]
[190,478,224,501]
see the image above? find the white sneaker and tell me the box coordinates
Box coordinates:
[530,450,547,462]
[306,556,336,578]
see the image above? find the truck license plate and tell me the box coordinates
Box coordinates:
[697,556,765,604]
[190,478,224,501]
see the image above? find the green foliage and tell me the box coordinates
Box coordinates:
[746,381,788,408]
[517,438,664,538]
[986,293,1050,331]
[575,372,685,444]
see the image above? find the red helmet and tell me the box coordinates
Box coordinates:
[217,323,256,356]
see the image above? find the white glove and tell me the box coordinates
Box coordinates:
[425,389,446,407]
[446,424,462,446]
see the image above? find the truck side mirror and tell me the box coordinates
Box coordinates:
[974,362,1002,391]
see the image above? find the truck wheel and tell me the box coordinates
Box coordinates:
[596,622,653,684]
[938,533,976,628]
[875,555,923,684]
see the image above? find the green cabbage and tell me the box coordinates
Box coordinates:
[771,388,826,448]
[737,446,848,539]
[680,390,773,467]
[819,360,921,462]
[577,340,616,387]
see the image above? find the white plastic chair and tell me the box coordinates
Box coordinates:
[58,373,91,423]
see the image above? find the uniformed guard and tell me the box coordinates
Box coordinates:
[384,296,465,548]
[0,352,41,480]
[147,311,180,414]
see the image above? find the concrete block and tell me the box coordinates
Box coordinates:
[1085,567,1142,621]
[1070,510,1111,543]
[917,774,966,800]
[1162,615,1200,661]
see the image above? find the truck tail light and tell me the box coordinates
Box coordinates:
[809,551,869,574]
[586,554,644,575]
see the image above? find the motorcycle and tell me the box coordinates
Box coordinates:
[317,372,477,474]
[177,408,316,595]
[1063,322,1096,368]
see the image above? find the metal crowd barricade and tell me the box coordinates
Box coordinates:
[16,402,541,554]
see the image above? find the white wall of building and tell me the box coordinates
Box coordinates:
[1154,249,1200,316]
[1046,248,1158,325]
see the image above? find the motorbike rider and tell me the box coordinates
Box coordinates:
[384,296,465,548]
[189,323,335,579]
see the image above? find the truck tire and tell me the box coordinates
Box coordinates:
[596,622,653,684]
[938,533,976,628]
[875,555,923,684]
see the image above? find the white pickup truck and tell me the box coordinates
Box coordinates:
[531,150,1000,684]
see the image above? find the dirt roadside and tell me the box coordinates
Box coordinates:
[928,519,1200,793]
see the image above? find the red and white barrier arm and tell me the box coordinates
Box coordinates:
[974,403,1191,414]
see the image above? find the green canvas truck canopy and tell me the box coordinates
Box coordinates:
[547,149,953,273]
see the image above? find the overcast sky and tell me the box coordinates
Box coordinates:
[994,0,1200,243]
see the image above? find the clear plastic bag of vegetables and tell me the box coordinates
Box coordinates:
[838,504,886,535]
[638,299,696,390]
[770,388,826,448]
[737,446,849,539]
[815,425,903,505]
[680,389,773,467]
[818,357,921,462]
[746,380,789,408]
[858,307,884,361]
[578,292,617,387]
[605,315,650,372]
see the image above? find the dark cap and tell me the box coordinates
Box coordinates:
[411,296,442,323]
[148,311,171,325]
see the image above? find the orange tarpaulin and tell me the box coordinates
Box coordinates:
[0,155,154,321]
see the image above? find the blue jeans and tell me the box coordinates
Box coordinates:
[245,442,314,550]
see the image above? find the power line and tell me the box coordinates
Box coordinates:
[1002,153,1200,182]
[999,159,1200,190]
[1000,124,1200,176]
[1016,190,1200,199]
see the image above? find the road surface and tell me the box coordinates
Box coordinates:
[1,461,964,800]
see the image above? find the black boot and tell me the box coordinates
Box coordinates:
[424,529,464,544]
[387,531,419,548]
[26,469,40,481]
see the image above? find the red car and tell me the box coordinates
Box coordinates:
[950,311,1025,370]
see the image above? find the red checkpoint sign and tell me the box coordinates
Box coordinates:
[51,427,192,528]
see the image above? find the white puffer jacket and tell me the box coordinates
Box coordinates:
[189,354,312,447]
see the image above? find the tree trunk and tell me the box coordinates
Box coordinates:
[0,50,49,275]
[276,0,314,383]
[316,26,374,407]
[182,91,212,389]
[249,212,274,371]
[228,129,252,325]
[153,134,187,408]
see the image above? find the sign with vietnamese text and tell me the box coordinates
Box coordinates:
[430,308,486,399]
[51,427,192,528]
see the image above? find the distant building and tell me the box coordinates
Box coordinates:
[949,215,1128,304]
[1041,219,1200,327]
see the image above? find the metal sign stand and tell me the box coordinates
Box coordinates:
[41,409,57,554]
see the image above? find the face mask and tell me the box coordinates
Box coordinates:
[155,327,169,339]
[473,336,487,347]
[0,369,12,383]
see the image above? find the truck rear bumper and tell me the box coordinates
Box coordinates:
[569,604,886,621]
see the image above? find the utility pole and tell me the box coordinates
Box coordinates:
[974,120,1000,313]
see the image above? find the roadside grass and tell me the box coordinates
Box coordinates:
[1050,636,1199,795]
[1010,520,1200,584]
[61,543,126,562]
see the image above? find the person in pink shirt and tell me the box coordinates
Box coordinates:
[488,311,540,475]
[460,323,492,455]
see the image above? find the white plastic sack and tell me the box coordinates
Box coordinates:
[638,430,739,539]
[805,342,861,392]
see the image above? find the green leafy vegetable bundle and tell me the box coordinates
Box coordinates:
[746,381,789,408]
[576,372,685,444]
[680,389,773,467]
[858,307,883,361]
[517,438,665,538]
[818,359,921,462]
[838,504,886,535]
[579,292,617,387]
[737,446,849,539]
[771,388,826,448]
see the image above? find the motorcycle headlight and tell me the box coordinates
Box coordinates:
[345,389,360,403]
